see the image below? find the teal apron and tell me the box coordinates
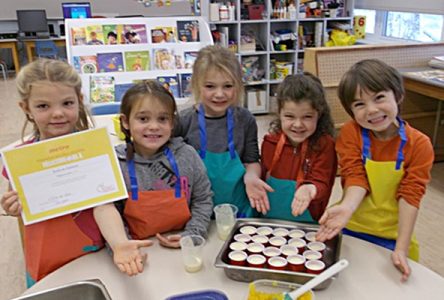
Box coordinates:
[198,105,253,217]
[263,134,315,223]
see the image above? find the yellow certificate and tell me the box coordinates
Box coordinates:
[1,127,127,225]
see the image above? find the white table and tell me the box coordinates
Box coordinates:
[23,223,444,300]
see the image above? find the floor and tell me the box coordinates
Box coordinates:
[0,78,443,300]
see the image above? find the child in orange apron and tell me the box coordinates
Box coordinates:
[93,80,213,276]
[259,73,337,223]
[176,45,270,217]
[316,59,434,282]
[1,59,104,287]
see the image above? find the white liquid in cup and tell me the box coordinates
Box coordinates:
[240,225,257,235]
[289,229,305,239]
[184,256,203,273]
[217,224,233,240]
[273,227,289,237]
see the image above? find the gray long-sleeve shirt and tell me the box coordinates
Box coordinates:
[175,106,260,163]
[114,137,213,238]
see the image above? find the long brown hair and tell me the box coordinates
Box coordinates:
[270,72,335,149]
[119,80,178,161]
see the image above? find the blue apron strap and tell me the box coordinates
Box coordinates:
[361,128,371,164]
[164,147,182,198]
[198,104,207,159]
[227,107,236,159]
[396,117,407,170]
[127,157,138,201]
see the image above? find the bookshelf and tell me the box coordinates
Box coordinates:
[64,17,213,110]
[204,0,354,113]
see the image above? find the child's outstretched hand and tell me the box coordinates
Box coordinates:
[244,173,273,214]
[391,249,411,282]
[1,190,21,216]
[316,204,354,242]
[291,184,316,216]
[156,233,181,248]
[113,240,153,276]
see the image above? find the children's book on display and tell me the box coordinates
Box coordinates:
[97,52,124,73]
[157,75,180,98]
[123,24,148,44]
[85,25,105,45]
[180,73,192,98]
[124,51,150,71]
[114,83,134,102]
[153,48,176,70]
[90,75,115,103]
[177,20,200,42]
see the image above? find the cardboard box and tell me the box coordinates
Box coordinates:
[246,89,266,112]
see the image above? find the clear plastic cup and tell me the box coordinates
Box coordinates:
[179,235,205,273]
[213,204,238,240]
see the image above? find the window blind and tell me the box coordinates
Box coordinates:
[355,0,444,15]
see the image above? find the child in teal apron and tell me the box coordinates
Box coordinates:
[176,45,270,217]
[258,73,337,223]
[316,59,434,282]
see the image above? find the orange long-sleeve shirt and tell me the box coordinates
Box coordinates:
[261,132,337,220]
[336,120,434,208]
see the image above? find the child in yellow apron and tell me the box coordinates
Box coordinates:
[316,59,434,282]
[93,80,213,276]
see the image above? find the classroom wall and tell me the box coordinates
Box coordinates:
[0,0,193,20]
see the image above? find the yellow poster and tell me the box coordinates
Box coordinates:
[1,127,127,225]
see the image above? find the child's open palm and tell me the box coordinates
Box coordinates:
[291,184,316,216]
[113,240,153,276]
[1,190,21,216]
[316,204,354,242]
[245,175,273,214]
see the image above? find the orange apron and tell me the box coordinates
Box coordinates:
[25,209,103,287]
[124,146,191,239]
[346,119,419,260]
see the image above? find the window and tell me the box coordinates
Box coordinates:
[386,12,443,42]
[353,9,444,42]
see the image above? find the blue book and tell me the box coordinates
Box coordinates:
[157,75,180,98]
[180,73,192,98]
[114,83,134,102]
[97,52,124,73]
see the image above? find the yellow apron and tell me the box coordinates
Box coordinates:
[346,120,419,261]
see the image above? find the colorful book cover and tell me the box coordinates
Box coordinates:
[97,52,124,73]
[180,73,192,98]
[90,75,115,103]
[177,20,200,42]
[124,51,150,71]
[114,83,134,102]
[85,25,105,45]
[151,26,177,43]
[153,48,176,70]
[157,75,180,98]
[174,53,185,69]
[123,24,148,44]
[79,55,98,74]
[184,51,198,69]
[103,24,123,45]
[72,56,81,73]
[70,27,87,45]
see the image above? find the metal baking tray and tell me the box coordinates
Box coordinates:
[214,218,342,290]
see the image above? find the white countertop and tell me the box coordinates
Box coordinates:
[24,223,444,300]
